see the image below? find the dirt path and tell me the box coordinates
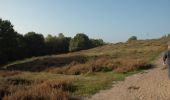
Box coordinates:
[89,56,170,100]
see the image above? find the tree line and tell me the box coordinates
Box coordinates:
[0,19,105,64]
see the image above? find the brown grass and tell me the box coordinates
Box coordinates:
[49,56,151,75]
[3,36,168,74]
[3,88,69,100]
[114,59,152,73]
[1,35,170,99]
[4,55,87,72]
[0,71,22,77]
[2,79,74,100]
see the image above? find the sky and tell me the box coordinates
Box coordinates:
[0,0,170,43]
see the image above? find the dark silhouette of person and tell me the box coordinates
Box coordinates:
[163,43,170,79]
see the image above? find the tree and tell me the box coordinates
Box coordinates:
[45,34,71,54]
[24,32,45,57]
[69,33,90,52]
[90,39,105,47]
[0,18,106,64]
[45,34,59,54]
[15,34,26,59]
[0,19,19,64]
[128,36,137,42]
[58,33,64,39]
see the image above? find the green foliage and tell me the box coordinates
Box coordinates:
[58,33,65,39]
[0,18,104,64]
[90,39,105,47]
[69,33,91,52]
[0,19,19,64]
[45,34,71,54]
[128,36,137,42]
[24,32,45,56]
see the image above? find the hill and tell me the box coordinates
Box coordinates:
[0,35,169,100]
[90,54,169,100]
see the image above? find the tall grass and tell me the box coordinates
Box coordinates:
[2,79,74,100]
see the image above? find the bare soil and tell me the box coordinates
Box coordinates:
[89,56,170,100]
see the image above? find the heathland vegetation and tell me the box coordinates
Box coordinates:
[0,18,170,100]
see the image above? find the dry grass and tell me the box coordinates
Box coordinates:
[0,71,22,78]
[1,35,170,99]
[114,59,152,73]
[2,79,73,100]
[49,56,151,75]
[3,37,167,74]
[4,55,87,72]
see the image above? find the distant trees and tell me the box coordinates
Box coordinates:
[0,19,19,64]
[69,33,105,52]
[0,18,105,64]
[128,36,137,42]
[23,32,45,57]
[45,34,71,54]
[69,33,91,52]
[90,39,105,47]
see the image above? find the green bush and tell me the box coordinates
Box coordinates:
[69,33,91,52]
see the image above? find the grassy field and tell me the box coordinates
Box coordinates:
[0,35,169,100]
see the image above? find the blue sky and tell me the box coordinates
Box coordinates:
[0,0,170,42]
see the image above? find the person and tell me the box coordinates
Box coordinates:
[163,43,170,79]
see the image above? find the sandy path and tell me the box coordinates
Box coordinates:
[89,56,170,100]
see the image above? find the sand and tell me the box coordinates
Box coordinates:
[89,57,170,100]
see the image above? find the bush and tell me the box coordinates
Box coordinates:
[45,34,71,54]
[3,79,74,100]
[23,32,45,57]
[114,59,152,73]
[69,33,91,52]
[3,88,69,100]
[0,19,19,64]
[127,36,137,42]
[49,56,119,75]
[0,71,22,77]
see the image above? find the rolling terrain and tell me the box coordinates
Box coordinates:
[0,35,169,100]
[90,55,170,100]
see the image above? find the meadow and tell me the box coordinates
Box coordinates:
[0,35,169,100]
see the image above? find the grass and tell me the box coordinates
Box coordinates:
[0,71,139,100]
[0,35,170,99]
[73,71,139,97]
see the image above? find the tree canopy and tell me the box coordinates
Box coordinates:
[127,36,137,42]
[0,18,105,64]
[69,33,91,52]
[0,19,18,64]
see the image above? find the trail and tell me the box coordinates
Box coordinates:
[89,56,170,100]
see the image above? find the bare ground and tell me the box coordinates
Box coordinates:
[89,56,170,100]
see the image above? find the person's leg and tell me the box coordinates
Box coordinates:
[168,64,170,79]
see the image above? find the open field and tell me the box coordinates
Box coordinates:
[0,36,169,100]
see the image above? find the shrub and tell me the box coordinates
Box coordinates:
[3,88,69,100]
[3,79,74,100]
[5,78,32,85]
[114,59,152,73]
[127,36,137,42]
[69,33,91,52]
[49,56,119,75]
[41,79,74,92]
[0,71,22,77]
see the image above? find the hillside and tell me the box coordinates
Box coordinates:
[0,35,169,100]
[2,37,167,73]
[90,54,169,100]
